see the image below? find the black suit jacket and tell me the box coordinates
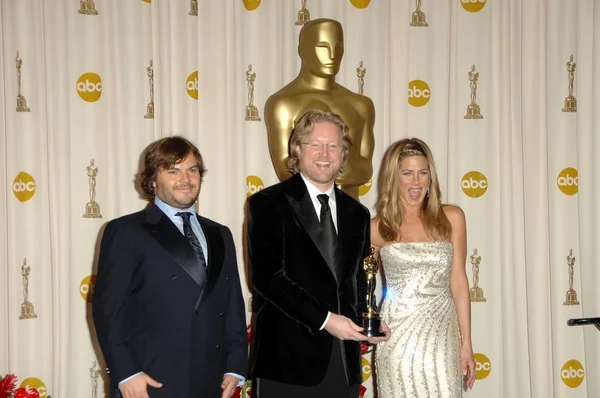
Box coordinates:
[92,203,247,397]
[247,174,370,386]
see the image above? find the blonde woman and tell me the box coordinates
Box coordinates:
[372,138,475,397]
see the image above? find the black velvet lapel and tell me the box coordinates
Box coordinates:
[335,189,360,281]
[142,203,204,287]
[285,174,340,284]
[195,215,224,307]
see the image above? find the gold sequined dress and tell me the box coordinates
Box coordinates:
[375,242,462,398]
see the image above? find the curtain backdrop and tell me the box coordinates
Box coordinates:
[1,1,599,397]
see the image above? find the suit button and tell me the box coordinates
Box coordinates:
[216,344,220,349]
[219,312,224,317]
[194,309,199,315]
[226,276,230,282]
[171,274,178,280]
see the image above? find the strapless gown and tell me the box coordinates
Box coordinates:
[375,242,463,397]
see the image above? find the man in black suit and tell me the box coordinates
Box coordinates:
[92,136,247,398]
[248,110,390,397]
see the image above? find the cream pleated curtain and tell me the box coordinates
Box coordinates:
[1,0,599,397]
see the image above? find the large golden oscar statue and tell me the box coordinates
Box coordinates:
[264,18,375,199]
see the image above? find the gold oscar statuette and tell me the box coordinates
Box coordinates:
[90,360,103,398]
[83,159,102,218]
[361,247,385,337]
[563,249,579,306]
[469,249,486,302]
[245,64,261,121]
[264,19,376,200]
[356,61,366,95]
[145,59,155,119]
[561,55,577,113]
[19,258,38,320]
[410,0,428,27]
[296,0,310,25]
[464,65,483,119]
[189,0,198,16]
[16,51,30,112]
[78,0,98,15]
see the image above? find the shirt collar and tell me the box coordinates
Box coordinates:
[154,196,197,219]
[299,173,336,203]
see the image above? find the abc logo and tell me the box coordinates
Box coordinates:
[461,0,487,13]
[243,0,261,11]
[19,378,47,397]
[561,360,584,388]
[187,71,199,100]
[461,171,488,198]
[408,80,431,107]
[473,353,491,380]
[359,178,372,196]
[361,356,372,381]
[76,73,103,102]
[350,0,371,8]
[557,167,578,196]
[246,175,264,198]
[13,172,36,202]
[80,274,97,302]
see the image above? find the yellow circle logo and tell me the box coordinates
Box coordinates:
[187,71,199,100]
[361,356,372,381]
[461,0,487,13]
[80,274,97,302]
[359,178,372,196]
[243,0,261,11]
[76,72,103,102]
[13,172,36,202]
[141,0,151,3]
[19,378,48,397]
[408,80,431,107]
[246,175,264,197]
[350,0,371,8]
[561,360,584,388]
[461,171,488,198]
[557,167,578,196]
[474,353,491,380]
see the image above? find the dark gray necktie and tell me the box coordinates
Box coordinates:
[175,212,208,286]
[317,194,337,263]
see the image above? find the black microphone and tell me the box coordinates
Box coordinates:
[567,317,600,327]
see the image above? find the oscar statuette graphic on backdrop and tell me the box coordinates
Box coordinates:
[465,65,483,119]
[90,360,103,398]
[145,60,154,119]
[189,0,198,16]
[296,0,310,25]
[78,0,98,15]
[563,249,579,305]
[470,249,486,302]
[561,55,577,112]
[245,65,261,121]
[83,159,102,218]
[356,61,366,95]
[19,259,37,319]
[410,0,428,27]
[16,51,30,112]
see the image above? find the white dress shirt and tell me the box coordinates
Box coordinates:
[299,173,338,330]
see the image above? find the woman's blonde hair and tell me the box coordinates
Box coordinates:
[375,138,451,242]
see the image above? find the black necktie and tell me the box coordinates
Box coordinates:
[176,212,208,285]
[317,194,337,264]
